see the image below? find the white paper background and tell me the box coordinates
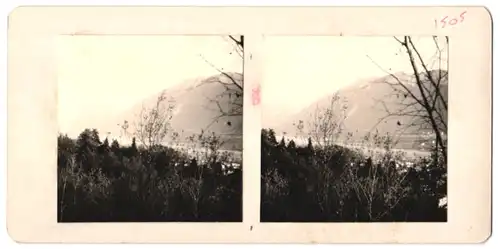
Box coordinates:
[1,0,498,247]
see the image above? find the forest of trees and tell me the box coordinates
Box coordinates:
[57,128,242,222]
[260,128,447,222]
[261,36,448,222]
[57,35,245,223]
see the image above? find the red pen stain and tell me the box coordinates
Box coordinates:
[435,11,467,28]
[252,85,261,106]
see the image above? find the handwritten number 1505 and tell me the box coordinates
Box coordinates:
[435,11,467,28]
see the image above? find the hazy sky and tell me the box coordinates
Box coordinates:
[57,35,447,136]
[262,36,448,124]
[57,35,242,136]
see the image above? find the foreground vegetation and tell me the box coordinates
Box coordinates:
[261,128,447,222]
[57,129,242,222]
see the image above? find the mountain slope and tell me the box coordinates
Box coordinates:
[273,70,448,149]
[103,72,243,150]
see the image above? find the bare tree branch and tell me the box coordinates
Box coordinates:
[367,36,448,164]
[122,91,176,150]
[197,35,244,132]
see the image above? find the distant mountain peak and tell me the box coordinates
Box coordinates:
[272,69,448,150]
[98,71,243,151]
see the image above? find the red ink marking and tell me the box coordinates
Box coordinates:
[440,16,449,28]
[252,85,261,106]
[435,11,467,28]
[460,11,467,22]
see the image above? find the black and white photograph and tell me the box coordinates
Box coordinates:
[57,35,243,222]
[7,6,492,243]
[261,36,448,222]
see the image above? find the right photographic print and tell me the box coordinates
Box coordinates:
[260,36,448,222]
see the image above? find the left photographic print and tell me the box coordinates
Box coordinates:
[56,35,244,222]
